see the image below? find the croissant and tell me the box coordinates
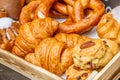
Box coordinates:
[97,12,120,45]
[12,17,59,58]
[0,22,20,52]
[55,33,91,48]
[25,38,73,76]
[72,39,119,70]
[25,33,91,76]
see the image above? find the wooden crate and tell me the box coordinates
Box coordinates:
[0,48,120,80]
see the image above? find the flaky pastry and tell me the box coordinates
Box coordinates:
[25,38,73,76]
[12,17,58,58]
[0,22,20,52]
[97,12,120,45]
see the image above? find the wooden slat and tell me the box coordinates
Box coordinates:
[93,52,120,80]
[0,49,64,80]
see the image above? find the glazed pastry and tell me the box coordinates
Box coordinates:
[72,39,119,70]
[66,64,92,80]
[25,38,73,76]
[12,17,58,58]
[97,12,120,45]
[0,22,20,52]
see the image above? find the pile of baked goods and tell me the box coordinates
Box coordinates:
[0,0,120,80]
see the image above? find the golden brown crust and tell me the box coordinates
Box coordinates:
[55,33,91,48]
[19,0,55,24]
[25,33,92,76]
[66,64,92,80]
[19,1,41,24]
[58,0,105,34]
[25,38,74,76]
[97,12,120,45]
[0,22,20,52]
[12,17,59,58]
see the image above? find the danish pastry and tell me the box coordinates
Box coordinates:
[97,12,120,45]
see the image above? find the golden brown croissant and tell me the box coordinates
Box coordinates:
[25,38,74,76]
[97,12,120,45]
[25,33,91,76]
[0,22,20,52]
[55,33,91,48]
[12,17,59,58]
[72,39,119,70]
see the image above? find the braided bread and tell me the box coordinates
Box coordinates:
[12,17,59,58]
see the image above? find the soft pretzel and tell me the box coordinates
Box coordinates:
[19,0,55,24]
[57,0,105,33]
[19,1,41,24]
[97,12,120,45]
[12,17,59,58]
[55,33,91,48]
